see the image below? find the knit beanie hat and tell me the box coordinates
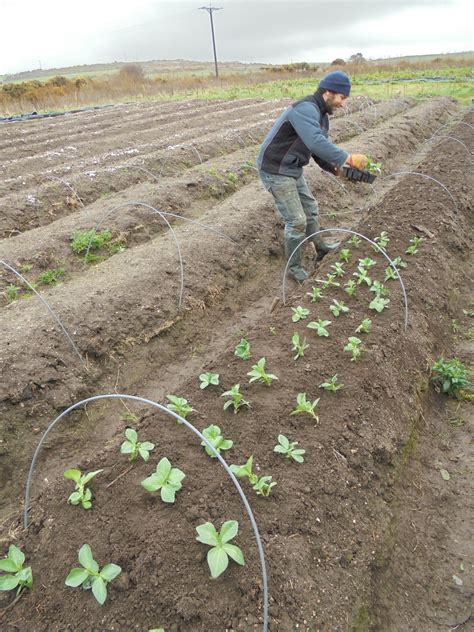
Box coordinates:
[319,71,351,97]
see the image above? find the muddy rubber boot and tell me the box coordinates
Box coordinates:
[306,219,341,262]
[285,234,308,283]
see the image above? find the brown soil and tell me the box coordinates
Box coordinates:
[0,96,472,631]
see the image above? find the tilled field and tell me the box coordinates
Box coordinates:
[0,96,472,631]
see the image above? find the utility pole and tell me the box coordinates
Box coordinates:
[198,5,222,78]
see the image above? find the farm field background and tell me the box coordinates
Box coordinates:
[0,55,473,632]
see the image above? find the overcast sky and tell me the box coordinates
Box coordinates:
[1,0,472,75]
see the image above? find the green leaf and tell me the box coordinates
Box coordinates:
[65,567,89,587]
[141,474,160,492]
[160,485,176,503]
[91,576,107,605]
[196,522,219,546]
[81,470,103,485]
[138,447,150,462]
[207,546,229,578]
[100,563,121,582]
[78,544,99,572]
[140,441,155,451]
[0,558,19,573]
[16,567,33,587]
[440,468,450,481]
[220,520,238,543]
[155,458,172,481]
[120,441,135,454]
[8,545,25,569]
[64,469,81,483]
[68,491,82,505]
[168,468,185,485]
[223,543,245,566]
[125,428,138,443]
[0,575,19,591]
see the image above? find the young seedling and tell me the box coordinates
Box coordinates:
[230,456,276,497]
[39,267,65,285]
[221,384,250,414]
[199,372,220,389]
[64,468,103,509]
[307,319,331,337]
[348,235,362,247]
[339,248,351,263]
[355,318,372,334]
[291,332,309,360]
[366,157,382,175]
[290,392,320,421]
[166,395,194,422]
[319,375,344,392]
[234,338,251,360]
[431,358,469,398]
[247,358,278,386]
[306,286,324,303]
[344,279,357,297]
[369,296,390,312]
[344,336,363,361]
[373,230,389,251]
[201,425,233,458]
[329,299,349,317]
[370,280,390,298]
[196,521,245,579]
[291,305,310,322]
[0,545,33,594]
[353,266,372,286]
[65,544,121,605]
[405,236,423,255]
[274,434,305,463]
[120,428,155,462]
[322,273,340,289]
[358,257,377,269]
[384,265,397,281]
[392,256,407,269]
[5,284,20,304]
[141,457,185,503]
[71,229,112,254]
[330,262,346,277]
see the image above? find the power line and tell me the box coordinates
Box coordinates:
[198,5,222,78]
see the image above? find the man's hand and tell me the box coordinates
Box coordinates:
[347,154,369,170]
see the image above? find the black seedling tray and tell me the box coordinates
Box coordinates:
[342,166,376,184]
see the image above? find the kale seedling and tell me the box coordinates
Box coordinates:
[274,434,305,463]
[384,265,397,281]
[234,338,251,360]
[339,248,351,263]
[64,468,103,509]
[405,236,423,255]
[353,266,372,286]
[392,256,407,269]
[290,392,320,421]
[291,332,309,360]
[201,425,233,457]
[431,358,469,398]
[306,286,324,302]
[344,279,357,297]
[65,544,121,605]
[373,231,389,251]
[307,319,331,337]
[322,273,340,289]
[141,457,185,502]
[330,262,346,277]
[166,395,194,422]
[230,456,276,497]
[291,305,310,322]
[369,296,390,312]
[199,372,220,389]
[319,375,344,392]
[196,520,245,578]
[221,384,251,414]
[358,257,377,269]
[120,428,155,462]
[0,545,33,594]
[247,358,278,386]
[370,280,390,298]
[329,299,349,317]
[348,235,362,247]
[344,337,363,361]
[355,318,372,334]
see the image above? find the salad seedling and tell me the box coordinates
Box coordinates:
[353,267,372,286]
[348,235,361,247]
[291,305,310,322]
[71,229,112,254]
[39,267,65,285]
[166,395,193,422]
[319,375,344,392]
[392,256,407,269]
[222,384,250,414]
[322,273,340,289]
[291,332,309,360]
[339,248,351,263]
[344,279,357,297]
[358,257,377,269]
[307,319,331,337]
[344,336,362,361]
[329,299,349,317]
[5,284,20,304]
[0,545,33,595]
[120,428,155,462]
[370,280,390,298]
[64,468,103,509]
[230,456,276,497]
[331,262,346,277]
[290,392,320,421]
[369,296,390,312]
[65,544,121,605]
[406,236,423,255]
[196,521,245,579]
[247,358,278,386]
[432,358,469,398]
[384,266,397,281]
[366,157,382,175]
[373,231,389,251]
[141,457,185,502]
[274,434,305,463]
[234,338,251,360]
[306,286,324,302]
[199,372,220,389]
[355,318,372,334]
[201,425,233,457]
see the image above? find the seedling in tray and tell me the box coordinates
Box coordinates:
[120,428,155,462]
[291,332,309,360]
[221,384,251,414]
[230,456,276,497]
[201,425,233,458]
[196,520,245,578]
[65,544,121,605]
[141,457,185,503]
[290,392,320,421]
[0,545,33,594]
[64,468,103,509]
[274,434,305,463]
[247,358,278,386]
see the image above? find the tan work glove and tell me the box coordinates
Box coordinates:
[347,154,369,170]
